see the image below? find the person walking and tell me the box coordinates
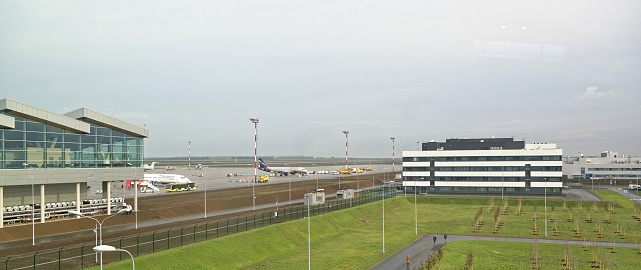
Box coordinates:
[444,234,448,242]
[406,254,410,267]
[433,236,437,245]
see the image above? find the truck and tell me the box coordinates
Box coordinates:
[629,184,640,191]
[257,175,269,183]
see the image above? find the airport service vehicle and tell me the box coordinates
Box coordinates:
[362,167,372,171]
[629,184,641,191]
[351,167,363,173]
[338,168,351,174]
[165,182,196,192]
[258,158,309,176]
[144,173,192,184]
[257,175,269,183]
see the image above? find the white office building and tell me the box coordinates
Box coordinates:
[402,138,563,195]
[563,151,641,185]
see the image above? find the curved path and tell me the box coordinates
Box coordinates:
[370,234,639,270]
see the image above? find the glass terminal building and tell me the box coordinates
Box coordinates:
[0,98,148,228]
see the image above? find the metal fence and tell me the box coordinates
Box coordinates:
[2,187,396,270]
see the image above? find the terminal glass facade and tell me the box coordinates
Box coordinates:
[0,112,143,169]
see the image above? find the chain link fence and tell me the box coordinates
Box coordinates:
[2,186,397,270]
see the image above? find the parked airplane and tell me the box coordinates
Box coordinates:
[143,173,192,184]
[258,158,309,176]
[143,162,158,171]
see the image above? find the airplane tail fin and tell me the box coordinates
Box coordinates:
[258,158,269,171]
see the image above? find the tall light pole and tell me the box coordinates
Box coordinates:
[343,131,349,171]
[204,172,207,218]
[390,137,395,171]
[250,118,259,211]
[414,180,417,235]
[382,179,385,254]
[70,207,131,270]
[23,163,35,246]
[544,177,547,238]
[502,171,504,200]
[188,141,191,170]
[307,203,311,270]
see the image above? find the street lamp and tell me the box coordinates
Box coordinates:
[204,172,207,218]
[22,163,35,246]
[250,118,259,211]
[544,177,547,238]
[390,137,395,171]
[382,179,385,254]
[343,131,349,171]
[93,245,135,270]
[501,171,504,200]
[70,207,131,270]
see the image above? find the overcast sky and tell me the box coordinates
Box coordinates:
[1,0,640,158]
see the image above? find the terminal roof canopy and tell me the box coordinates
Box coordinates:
[0,98,148,137]
[65,108,149,138]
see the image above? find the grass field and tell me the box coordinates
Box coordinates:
[93,191,641,269]
[438,240,641,269]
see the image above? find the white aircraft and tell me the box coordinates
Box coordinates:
[258,159,309,176]
[143,162,158,171]
[143,173,192,184]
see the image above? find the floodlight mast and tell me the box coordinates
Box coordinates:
[343,131,349,171]
[390,137,395,171]
[250,118,259,211]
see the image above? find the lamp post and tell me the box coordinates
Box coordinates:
[69,207,131,270]
[22,163,35,246]
[250,118,259,211]
[414,180,417,235]
[307,203,311,270]
[93,245,135,270]
[544,177,547,238]
[204,172,207,218]
[502,171,504,200]
[343,131,349,171]
[390,137,395,171]
[382,178,385,254]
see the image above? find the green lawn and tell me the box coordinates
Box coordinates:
[438,240,641,269]
[93,192,641,269]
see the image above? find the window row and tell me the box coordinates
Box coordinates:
[403,155,562,162]
[403,176,562,182]
[403,166,561,172]
[588,167,641,171]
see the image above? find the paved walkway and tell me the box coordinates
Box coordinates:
[370,234,640,270]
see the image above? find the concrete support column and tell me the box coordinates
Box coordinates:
[76,183,80,217]
[134,180,138,229]
[106,182,111,215]
[1,186,4,229]
[40,184,45,223]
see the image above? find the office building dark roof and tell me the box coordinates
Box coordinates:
[422,138,525,151]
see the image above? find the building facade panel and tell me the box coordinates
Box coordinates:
[435,181,526,187]
[402,181,431,187]
[402,172,431,177]
[434,172,525,177]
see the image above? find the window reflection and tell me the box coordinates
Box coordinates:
[1,114,144,169]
